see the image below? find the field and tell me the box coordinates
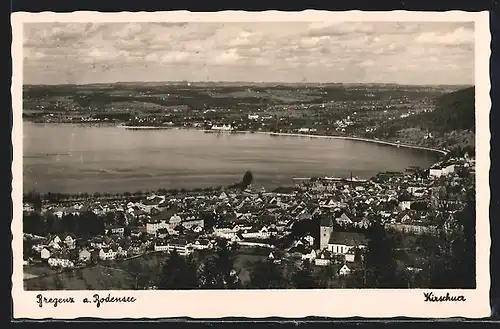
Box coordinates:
[23,265,60,280]
[23,249,274,290]
[24,265,136,290]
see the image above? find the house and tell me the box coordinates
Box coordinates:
[61,233,77,249]
[231,233,244,243]
[327,232,368,255]
[48,257,74,269]
[345,247,360,262]
[79,248,92,263]
[353,217,371,229]
[156,228,169,239]
[154,239,194,256]
[301,249,317,261]
[182,218,204,230]
[146,219,169,235]
[336,213,353,226]
[385,222,440,236]
[128,242,146,256]
[23,203,35,213]
[40,247,51,260]
[99,247,117,260]
[90,237,107,249]
[429,163,457,178]
[213,223,237,239]
[48,236,62,249]
[138,198,162,213]
[31,243,45,253]
[394,212,411,223]
[314,249,333,266]
[241,226,270,240]
[115,245,128,258]
[338,264,353,276]
[169,214,183,226]
[192,238,213,250]
[290,239,305,249]
[111,226,125,235]
[191,225,203,233]
[303,235,315,246]
[399,200,412,211]
[323,197,345,209]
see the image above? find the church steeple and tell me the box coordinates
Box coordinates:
[319,216,333,250]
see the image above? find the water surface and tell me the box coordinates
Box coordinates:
[23,123,440,194]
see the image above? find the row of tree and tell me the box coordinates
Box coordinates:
[23,211,106,238]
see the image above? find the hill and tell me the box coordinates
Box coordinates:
[371,87,475,153]
[426,86,475,132]
[399,86,475,133]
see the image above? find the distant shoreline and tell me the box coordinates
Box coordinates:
[201,129,448,156]
[255,131,449,155]
[24,120,448,156]
[117,125,173,130]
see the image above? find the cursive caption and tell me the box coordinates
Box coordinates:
[36,293,137,308]
[423,292,466,302]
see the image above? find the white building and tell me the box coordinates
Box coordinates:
[211,124,233,131]
[146,219,169,235]
[327,232,367,255]
[48,258,74,268]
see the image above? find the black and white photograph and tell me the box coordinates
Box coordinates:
[11,11,490,319]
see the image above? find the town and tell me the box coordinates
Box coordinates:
[23,151,476,290]
[22,84,475,154]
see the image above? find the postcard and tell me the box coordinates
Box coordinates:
[11,10,491,319]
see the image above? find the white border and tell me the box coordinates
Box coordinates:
[11,10,491,319]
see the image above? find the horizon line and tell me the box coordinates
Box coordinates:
[22,80,475,87]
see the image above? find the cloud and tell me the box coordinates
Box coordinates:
[214,49,241,65]
[22,22,474,85]
[307,22,375,37]
[415,26,474,45]
[160,51,191,64]
[359,60,375,68]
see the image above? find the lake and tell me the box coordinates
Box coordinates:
[22,122,441,194]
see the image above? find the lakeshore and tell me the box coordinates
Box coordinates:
[256,131,449,155]
[201,129,448,156]
[24,121,448,156]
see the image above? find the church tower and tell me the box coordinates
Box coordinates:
[319,217,333,250]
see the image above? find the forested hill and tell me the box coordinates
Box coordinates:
[408,86,475,133]
[430,86,475,132]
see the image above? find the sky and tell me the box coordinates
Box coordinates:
[23,21,475,85]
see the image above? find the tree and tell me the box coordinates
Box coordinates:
[429,190,476,288]
[364,220,398,288]
[23,212,44,236]
[410,201,428,211]
[23,239,35,259]
[291,261,317,289]
[248,260,289,289]
[199,242,238,289]
[316,262,338,288]
[158,250,199,290]
[24,190,42,212]
[242,170,253,188]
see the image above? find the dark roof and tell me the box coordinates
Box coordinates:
[328,232,368,246]
[272,187,296,194]
[151,209,176,221]
[320,216,333,227]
